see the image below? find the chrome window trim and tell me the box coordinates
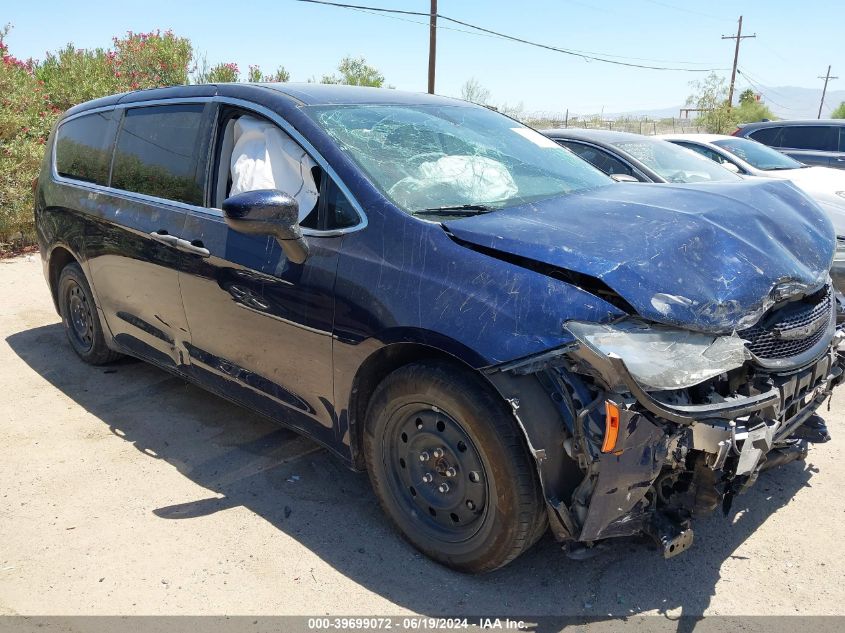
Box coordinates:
[51,95,369,236]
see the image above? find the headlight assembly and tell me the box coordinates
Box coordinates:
[565,319,750,391]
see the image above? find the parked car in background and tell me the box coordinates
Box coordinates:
[543,129,741,184]
[734,119,845,169]
[36,84,844,572]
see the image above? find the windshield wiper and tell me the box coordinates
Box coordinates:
[413,204,494,216]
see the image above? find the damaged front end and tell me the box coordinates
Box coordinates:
[488,281,845,558]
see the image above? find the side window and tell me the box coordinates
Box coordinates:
[111,104,205,205]
[558,141,633,177]
[748,126,782,146]
[321,177,359,230]
[677,142,728,164]
[54,111,118,185]
[839,128,845,152]
[779,126,836,151]
[214,109,359,231]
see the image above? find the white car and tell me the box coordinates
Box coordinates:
[660,133,845,235]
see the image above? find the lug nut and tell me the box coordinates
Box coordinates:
[469,471,480,483]
[422,473,433,483]
[432,448,444,458]
[438,483,450,494]
[419,451,430,462]
[466,500,475,510]
[445,467,457,477]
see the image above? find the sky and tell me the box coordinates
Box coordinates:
[3,0,842,115]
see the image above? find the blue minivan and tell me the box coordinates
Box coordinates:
[35,83,844,571]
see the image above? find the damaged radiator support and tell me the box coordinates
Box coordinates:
[486,331,845,558]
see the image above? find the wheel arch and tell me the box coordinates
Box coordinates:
[46,244,80,313]
[347,340,492,470]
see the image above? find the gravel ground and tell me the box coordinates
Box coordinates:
[1,253,844,618]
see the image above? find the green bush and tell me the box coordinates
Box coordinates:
[0,26,381,252]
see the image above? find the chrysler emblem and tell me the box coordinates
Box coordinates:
[773,314,828,341]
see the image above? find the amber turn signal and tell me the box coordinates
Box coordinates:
[602,401,620,453]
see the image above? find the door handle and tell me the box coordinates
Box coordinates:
[174,238,211,257]
[149,230,178,246]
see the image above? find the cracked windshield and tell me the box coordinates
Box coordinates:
[306,104,611,214]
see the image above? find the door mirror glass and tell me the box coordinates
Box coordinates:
[222,189,309,263]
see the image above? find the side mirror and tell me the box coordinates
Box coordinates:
[222,189,309,264]
[610,173,640,183]
[721,161,741,174]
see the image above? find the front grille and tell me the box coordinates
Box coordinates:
[740,285,832,360]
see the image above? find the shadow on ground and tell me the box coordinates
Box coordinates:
[7,323,816,624]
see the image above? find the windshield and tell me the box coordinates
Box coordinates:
[713,138,805,171]
[305,104,611,214]
[613,138,741,183]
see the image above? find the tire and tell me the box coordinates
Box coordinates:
[363,361,547,573]
[57,263,121,365]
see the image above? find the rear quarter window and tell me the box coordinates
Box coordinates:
[54,111,118,185]
[779,126,836,151]
[747,126,782,146]
[111,104,205,205]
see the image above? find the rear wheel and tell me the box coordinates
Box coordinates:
[364,361,546,572]
[58,263,121,365]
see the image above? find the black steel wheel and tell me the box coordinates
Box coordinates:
[66,280,94,352]
[384,404,490,543]
[364,361,547,573]
[58,263,121,365]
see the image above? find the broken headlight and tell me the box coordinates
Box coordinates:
[565,319,750,391]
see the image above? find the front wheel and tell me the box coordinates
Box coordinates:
[364,361,546,573]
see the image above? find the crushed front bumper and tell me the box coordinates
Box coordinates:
[489,329,845,558]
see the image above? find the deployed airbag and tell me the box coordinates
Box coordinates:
[388,155,518,210]
[229,116,319,221]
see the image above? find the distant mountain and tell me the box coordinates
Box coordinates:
[754,85,845,119]
[609,86,845,120]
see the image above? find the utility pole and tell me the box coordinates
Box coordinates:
[817,66,838,118]
[428,0,437,94]
[722,16,756,108]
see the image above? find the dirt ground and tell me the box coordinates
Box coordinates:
[1,253,845,618]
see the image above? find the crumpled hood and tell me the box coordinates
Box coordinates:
[444,179,835,333]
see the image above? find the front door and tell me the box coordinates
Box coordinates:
[176,105,354,449]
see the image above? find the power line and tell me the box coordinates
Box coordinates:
[341,2,720,66]
[295,0,728,72]
[735,69,801,112]
[640,0,734,23]
[736,67,792,100]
